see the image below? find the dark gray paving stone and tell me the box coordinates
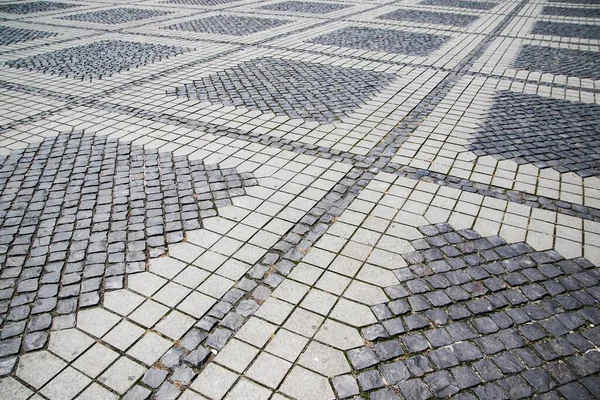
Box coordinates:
[175,57,396,123]
[379,9,479,27]
[259,1,350,14]
[0,26,58,46]
[0,1,78,14]
[308,27,450,56]
[59,8,170,24]
[7,40,186,80]
[531,21,600,40]
[469,91,600,176]
[163,15,290,36]
[541,6,600,18]
[420,0,498,10]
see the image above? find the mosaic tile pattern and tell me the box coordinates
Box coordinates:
[163,0,241,5]
[420,0,498,10]
[468,91,600,176]
[59,8,171,25]
[308,27,451,56]
[541,6,600,18]
[0,1,78,15]
[379,9,480,27]
[259,1,350,14]
[0,131,256,358]
[531,22,600,40]
[512,45,600,81]
[175,57,397,123]
[0,26,58,46]
[0,2,599,400]
[163,15,291,36]
[6,40,186,80]
[548,0,600,3]
[344,222,600,398]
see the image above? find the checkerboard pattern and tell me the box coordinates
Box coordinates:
[0,0,599,399]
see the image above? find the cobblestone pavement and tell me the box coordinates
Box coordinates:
[0,0,598,399]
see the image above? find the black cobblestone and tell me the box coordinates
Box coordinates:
[379,9,480,27]
[541,6,600,18]
[0,26,58,46]
[308,26,451,56]
[513,45,600,81]
[0,1,78,14]
[0,131,255,358]
[174,57,396,123]
[163,15,290,36]
[59,8,171,24]
[420,0,498,10]
[468,90,600,176]
[259,1,350,14]
[531,21,600,40]
[6,40,187,80]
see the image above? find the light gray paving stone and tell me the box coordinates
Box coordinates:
[48,328,94,361]
[190,363,238,400]
[298,341,351,377]
[99,357,146,394]
[280,366,335,400]
[72,343,119,378]
[40,366,90,400]
[246,352,292,389]
[16,351,66,389]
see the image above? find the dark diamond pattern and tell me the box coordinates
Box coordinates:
[308,27,451,56]
[174,57,397,123]
[59,8,171,24]
[512,45,600,81]
[0,26,58,46]
[0,131,256,356]
[0,1,78,14]
[6,40,186,80]
[531,21,600,40]
[420,0,498,10]
[379,9,480,27]
[163,15,290,36]
[349,222,600,398]
[259,1,350,14]
[468,91,600,176]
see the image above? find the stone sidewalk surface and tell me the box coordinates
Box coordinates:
[0,0,599,399]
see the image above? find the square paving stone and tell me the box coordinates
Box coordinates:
[72,343,119,378]
[16,351,66,389]
[246,352,292,388]
[99,357,146,394]
[40,367,91,400]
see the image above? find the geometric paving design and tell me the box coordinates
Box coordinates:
[58,8,171,24]
[163,0,241,5]
[420,0,498,10]
[0,1,78,14]
[5,40,186,80]
[0,26,58,46]
[163,15,291,36]
[174,57,397,123]
[541,6,600,18]
[548,0,600,3]
[378,9,480,27]
[512,45,600,81]
[531,22,600,40]
[259,1,350,14]
[468,91,600,177]
[351,222,600,398]
[308,27,451,56]
[0,131,256,359]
